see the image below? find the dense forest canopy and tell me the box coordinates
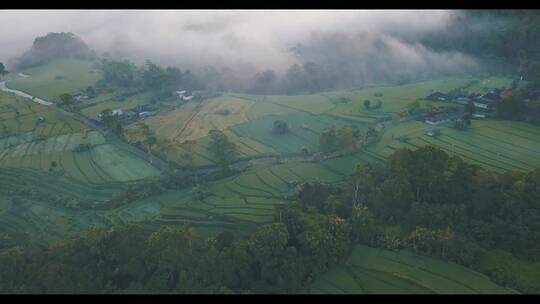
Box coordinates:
[13,32,97,69]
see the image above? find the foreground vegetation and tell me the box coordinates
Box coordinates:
[2,146,539,294]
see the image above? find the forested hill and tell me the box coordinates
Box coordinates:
[13,32,97,70]
[420,10,540,75]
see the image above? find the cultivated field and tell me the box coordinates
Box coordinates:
[7,59,101,101]
[0,91,161,183]
[116,160,347,237]
[359,119,540,173]
[140,76,520,170]
[305,244,516,294]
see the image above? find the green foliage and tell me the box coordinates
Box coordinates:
[207,130,239,168]
[453,118,471,130]
[272,120,289,135]
[363,99,371,109]
[497,89,525,120]
[319,126,356,153]
[0,62,8,78]
[58,93,75,107]
[297,181,332,211]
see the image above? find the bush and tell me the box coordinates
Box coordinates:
[215,109,231,116]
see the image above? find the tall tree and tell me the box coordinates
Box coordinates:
[135,123,158,164]
[207,130,239,168]
[0,62,8,79]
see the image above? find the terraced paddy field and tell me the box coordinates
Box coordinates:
[358,119,540,173]
[144,76,517,168]
[0,92,87,137]
[115,161,351,237]
[0,91,161,183]
[6,59,101,101]
[305,244,516,294]
[0,167,128,245]
[0,131,161,183]
[231,111,368,154]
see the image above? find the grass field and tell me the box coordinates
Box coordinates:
[7,59,101,101]
[305,244,516,294]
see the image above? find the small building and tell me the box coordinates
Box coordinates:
[425,129,441,137]
[453,97,470,105]
[112,109,124,116]
[138,111,157,119]
[176,89,194,101]
[74,94,89,101]
[481,91,501,103]
[122,110,138,119]
[398,136,410,143]
[426,92,450,101]
[133,104,159,113]
[287,180,298,188]
[473,102,489,110]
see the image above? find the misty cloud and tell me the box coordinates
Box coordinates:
[0,10,481,89]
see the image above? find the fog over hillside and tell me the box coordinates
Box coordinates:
[0,10,481,90]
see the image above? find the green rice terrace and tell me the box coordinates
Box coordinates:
[306,245,517,294]
[1,60,539,294]
[3,64,539,241]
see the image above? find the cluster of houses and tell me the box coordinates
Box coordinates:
[73,93,90,102]
[176,89,194,101]
[424,88,513,124]
[97,104,159,124]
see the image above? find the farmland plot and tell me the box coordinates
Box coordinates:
[306,244,515,294]
[7,59,101,101]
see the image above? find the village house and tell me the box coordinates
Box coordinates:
[138,111,157,119]
[425,92,450,102]
[176,89,194,101]
[453,97,470,105]
[73,93,89,101]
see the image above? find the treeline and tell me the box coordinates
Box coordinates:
[96,59,203,102]
[2,146,540,293]
[343,146,540,292]
[0,209,351,294]
[495,63,540,123]
[420,10,540,70]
